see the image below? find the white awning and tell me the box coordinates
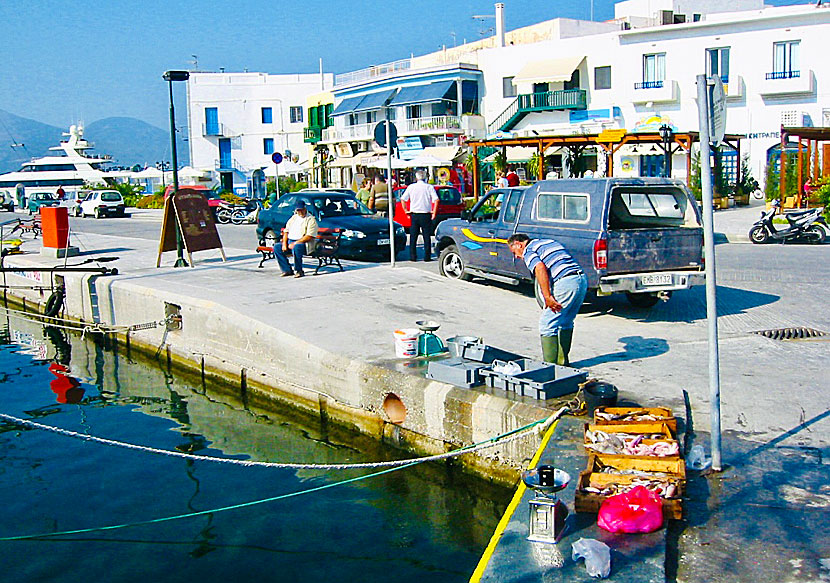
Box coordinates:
[328,152,377,168]
[513,56,585,84]
[401,146,462,167]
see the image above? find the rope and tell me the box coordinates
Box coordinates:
[0,407,569,470]
[0,304,167,335]
[0,407,572,541]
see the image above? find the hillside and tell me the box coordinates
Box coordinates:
[0,110,188,173]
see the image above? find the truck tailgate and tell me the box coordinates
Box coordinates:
[606,228,703,274]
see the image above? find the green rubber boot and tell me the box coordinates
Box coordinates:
[559,328,574,367]
[540,335,559,364]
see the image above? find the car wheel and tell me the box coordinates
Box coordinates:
[438,244,471,281]
[806,224,826,245]
[262,229,278,249]
[94,208,102,219]
[626,292,661,308]
[749,225,769,244]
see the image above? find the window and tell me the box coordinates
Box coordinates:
[502,191,521,222]
[594,66,611,90]
[640,53,666,88]
[608,187,695,229]
[366,110,377,124]
[772,40,800,78]
[537,192,589,221]
[348,113,359,126]
[289,106,303,123]
[263,138,274,155]
[406,104,421,119]
[261,107,273,124]
[706,47,730,83]
[502,76,517,98]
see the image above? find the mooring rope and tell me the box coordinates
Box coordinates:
[0,408,569,541]
[0,407,568,470]
[0,304,168,335]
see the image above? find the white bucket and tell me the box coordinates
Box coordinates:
[393,328,420,358]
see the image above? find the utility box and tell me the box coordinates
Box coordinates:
[41,206,69,248]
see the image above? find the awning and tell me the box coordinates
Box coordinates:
[513,56,585,84]
[328,152,378,168]
[389,81,454,107]
[353,89,396,112]
[331,95,365,116]
[400,146,462,166]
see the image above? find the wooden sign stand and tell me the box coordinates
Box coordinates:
[157,188,226,267]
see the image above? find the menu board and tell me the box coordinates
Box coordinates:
[157,188,226,267]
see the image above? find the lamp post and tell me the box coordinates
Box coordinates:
[658,124,673,178]
[163,69,190,268]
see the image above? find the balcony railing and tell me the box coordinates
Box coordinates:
[488,89,587,133]
[765,70,800,80]
[403,115,462,133]
[304,126,323,143]
[322,122,375,142]
[634,80,664,89]
[335,58,411,87]
[215,157,244,172]
[203,122,226,137]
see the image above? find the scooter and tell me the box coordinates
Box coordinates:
[749,199,827,244]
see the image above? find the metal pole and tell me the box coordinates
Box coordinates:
[386,111,395,267]
[168,79,188,268]
[695,74,722,471]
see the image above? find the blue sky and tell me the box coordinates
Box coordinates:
[0,0,810,130]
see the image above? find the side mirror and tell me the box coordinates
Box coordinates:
[460,210,470,221]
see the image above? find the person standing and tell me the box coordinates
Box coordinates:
[369,175,388,214]
[277,200,318,278]
[356,178,372,207]
[505,166,520,187]
[507,233,587,366]
[496,171,509,188]
[56,185,66,199]
[402,170,438,262]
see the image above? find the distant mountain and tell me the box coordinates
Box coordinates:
[0,109,188,173]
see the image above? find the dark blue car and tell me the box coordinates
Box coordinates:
[256,191,407,261]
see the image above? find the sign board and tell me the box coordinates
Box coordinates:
[271,152,283,164]
[709,76,726,146]
[373,121,398,148]
[597,129,627,143]
[157,188,226,267]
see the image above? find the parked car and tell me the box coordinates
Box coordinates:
[0,190,14,212]
[75,190,126,218]
[391,185,465,230]
[434,178,705,308]
[256,191,406,261]
[27,192,60,214]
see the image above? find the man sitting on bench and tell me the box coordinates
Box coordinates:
[277,200,318,278]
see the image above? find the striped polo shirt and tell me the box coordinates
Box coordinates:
[522,239,581,282]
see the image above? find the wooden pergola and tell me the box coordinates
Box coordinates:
[466,131,745,200]
[779,126,830,207]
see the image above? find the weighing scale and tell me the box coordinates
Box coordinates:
[415,320,447,357]
[522,466,570,543]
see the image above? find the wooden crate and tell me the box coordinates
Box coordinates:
[585,421,675,441]
[587,453,686,487]
[574,468,683,520]
[593,406,677,433]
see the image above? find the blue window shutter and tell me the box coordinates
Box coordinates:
[262,107,273,124]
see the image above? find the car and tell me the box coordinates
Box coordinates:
[75,190,126,218]
[0,190,14,212]
[297,187,357,195]
[391,185,465,230]
[27,192,60,214]
[163,184,223,209]
[434,178,705,308]
[256,190,407,261]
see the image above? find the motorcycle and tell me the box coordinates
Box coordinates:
[749,199,827,244]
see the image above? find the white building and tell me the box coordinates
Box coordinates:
[186,71,333,195]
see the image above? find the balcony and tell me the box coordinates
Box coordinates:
[202,122,228,137]
[759,69,815,97]
[304,126,324,143]
[322,122,374,143]
[488,89,587,133]
[401,115,462,135]
[214,158,245,172]
[631,79,678,104]
[335,58,411,87]
[723,75,744,100]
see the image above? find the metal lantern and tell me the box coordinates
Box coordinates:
[523,466,570,544]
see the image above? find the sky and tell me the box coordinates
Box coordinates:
[0,0,811,130]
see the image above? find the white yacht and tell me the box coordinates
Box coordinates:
[0,124,117,198]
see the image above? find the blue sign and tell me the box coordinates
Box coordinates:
[398,136,423,151]
[271,152,283,164]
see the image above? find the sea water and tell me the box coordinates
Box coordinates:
[0,318,509,582]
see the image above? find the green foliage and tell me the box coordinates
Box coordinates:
[266,177,309,195]
[492,152,507,174]
[735,155,759,196]
[220,192,246,205]
[812,175,830,222]
[688,150,732,200]
[527,153,541,180]
[763,150,807,202]
[136,194,164,209]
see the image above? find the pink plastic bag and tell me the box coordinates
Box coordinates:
[597,485,664,533]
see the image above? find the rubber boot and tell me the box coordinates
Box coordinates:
[540,335,559,364]
[559,328,574,367]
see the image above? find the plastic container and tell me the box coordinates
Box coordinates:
[393,329,420,358]
[446,337,522,363]
[41,206,69,248]
[583,382,619,413]
[480,359,588,400]
[445,336,481,358]
[426,358,487,388]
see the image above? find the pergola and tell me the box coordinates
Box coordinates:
[779,126,830,207]
[466,130,745,200]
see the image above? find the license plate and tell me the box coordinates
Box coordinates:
[641,274,673,286]
[377,238,390,245]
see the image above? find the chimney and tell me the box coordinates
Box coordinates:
[495,3,505,47]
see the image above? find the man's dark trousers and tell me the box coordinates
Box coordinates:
[409,213,433,261]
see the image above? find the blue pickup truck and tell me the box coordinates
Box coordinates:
[434,178,705,307]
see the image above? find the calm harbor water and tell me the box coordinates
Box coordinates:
[0,316,510,582]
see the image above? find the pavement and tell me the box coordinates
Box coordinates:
[1,199,828,582]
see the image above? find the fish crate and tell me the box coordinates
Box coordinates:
[584,428,681,460]
[574,454,685,520]
[445,337,523,364]
[479,359,588,400]
[584,422,675,442]
[593,406,678,433]
[426,358,488,388]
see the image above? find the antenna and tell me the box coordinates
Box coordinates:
[189,54,198,70]
[472,12,495,37]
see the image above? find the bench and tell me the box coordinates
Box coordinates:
[9,217,42,238]
[256,229,343,275]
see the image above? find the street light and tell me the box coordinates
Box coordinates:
[163,69,190,267]
[658,124,674,178]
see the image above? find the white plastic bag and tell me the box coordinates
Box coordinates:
[492,360,522,376]
[686,444,712,470]
[572,538,611,578]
